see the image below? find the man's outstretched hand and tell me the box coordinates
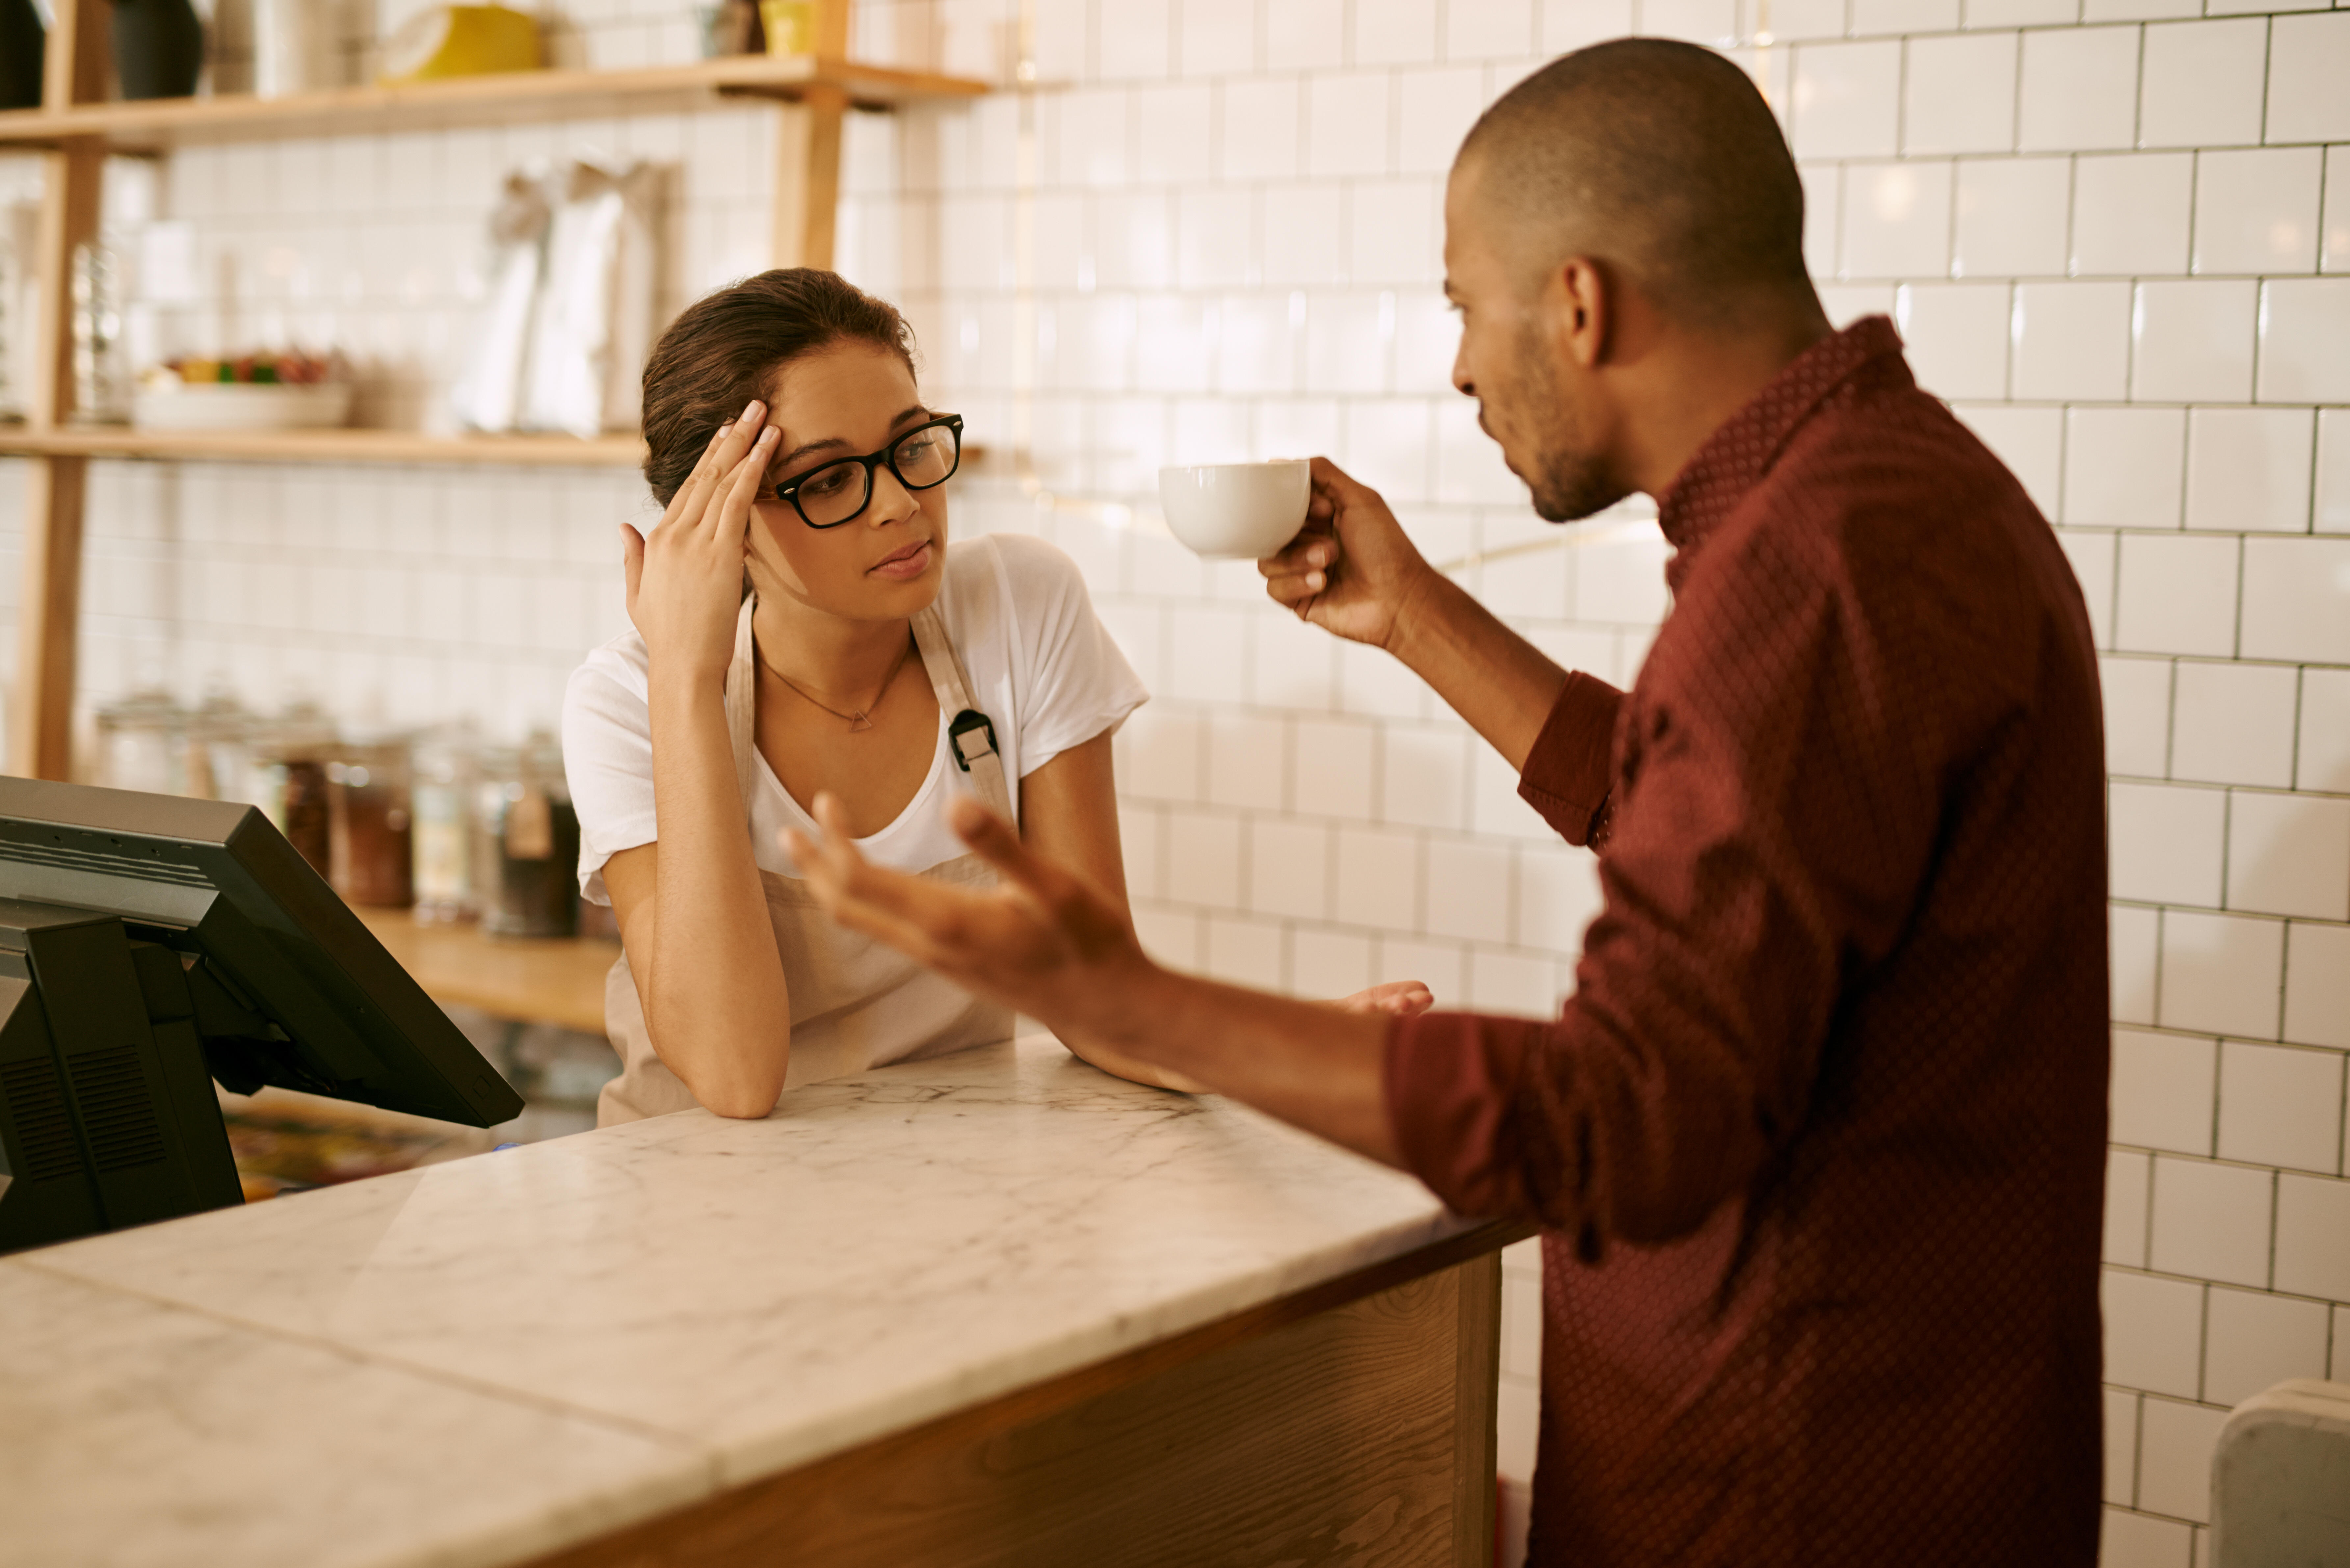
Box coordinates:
[784,793,1158,1048]
[784,793,1434,1093]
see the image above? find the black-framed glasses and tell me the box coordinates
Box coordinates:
[769,414,964,529]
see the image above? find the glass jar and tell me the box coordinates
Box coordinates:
[0,223,18,421]
[409,729,477,924]
[239,705,339,876]
[180,690,255,801]
[68,239,127,425]
[475,734,579,939]
[328,739,413,908]
[94,690,188,795]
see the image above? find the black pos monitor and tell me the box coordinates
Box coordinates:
[0,777,523,1253]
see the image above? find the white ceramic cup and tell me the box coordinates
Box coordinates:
[1157,460,1311,560]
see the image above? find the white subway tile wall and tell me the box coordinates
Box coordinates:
[2,1,2346,1555]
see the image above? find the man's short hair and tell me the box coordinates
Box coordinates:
[1458,39,1810,323]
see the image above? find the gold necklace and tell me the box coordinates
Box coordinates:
[758,633,915,732]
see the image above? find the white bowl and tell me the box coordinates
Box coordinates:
[132,382,354,433]
[1157,460,1310,560]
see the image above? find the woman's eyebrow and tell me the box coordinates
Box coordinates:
[771,435,847,470]
[770,407,933,474]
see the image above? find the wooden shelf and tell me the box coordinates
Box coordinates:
[0,425,648,467]
[356,907,617,1036]
[0,55,989,149]
[4,0,945,779]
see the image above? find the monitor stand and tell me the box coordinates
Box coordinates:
[0,898,245,1252]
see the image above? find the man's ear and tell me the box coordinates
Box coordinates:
[1552,255,1611,370]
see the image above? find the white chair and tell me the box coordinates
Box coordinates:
[2209,1378,2350,1566]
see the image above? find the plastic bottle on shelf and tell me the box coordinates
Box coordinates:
[410,727,479,925]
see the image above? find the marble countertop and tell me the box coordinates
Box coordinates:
[2,1035,1491,1568]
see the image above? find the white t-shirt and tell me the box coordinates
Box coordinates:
[563,532,1149,905]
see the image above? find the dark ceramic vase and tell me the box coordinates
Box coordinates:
[112,0,205,100]
[2,0,45,109]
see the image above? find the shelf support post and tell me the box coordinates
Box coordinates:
[772,0,850,271]
[12,0,109,780]
[11,455,88,780]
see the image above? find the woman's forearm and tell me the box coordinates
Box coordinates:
[637,669,794,1116]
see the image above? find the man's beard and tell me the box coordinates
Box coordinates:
[1515,325,1630,523]
[1526,444,1627,522]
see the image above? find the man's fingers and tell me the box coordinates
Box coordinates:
[1262,569,1327,608]
[805,796,966,927]
[811,876,955,969]
[947,796,1084,913]
[1333,979,1435,1016]
[1307,454,1370,497]
[1256,526,1337,579]
[791,812,1016,971]
[810,792,859,850]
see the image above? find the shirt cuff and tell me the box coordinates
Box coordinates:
[1517,671,1624,846]
[1385,1011,1541,1220]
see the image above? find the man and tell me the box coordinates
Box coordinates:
[788,37,2107,1566]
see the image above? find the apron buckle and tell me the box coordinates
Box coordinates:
[949,709,999,773]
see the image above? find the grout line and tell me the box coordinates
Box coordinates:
[2256,12,2273,147]
[2266,1168,2281,1288]
[2335,1022,2347,1178]
[2196,1279,2211,1400]
[2131,1389,2147,1508]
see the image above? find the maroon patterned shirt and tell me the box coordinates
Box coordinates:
[1388,318,2108,1565]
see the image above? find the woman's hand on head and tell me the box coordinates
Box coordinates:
[622,401,778,686]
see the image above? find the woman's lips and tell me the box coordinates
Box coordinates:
[869,540,933,580]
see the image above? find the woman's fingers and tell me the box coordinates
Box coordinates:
[619,524,645,613]
[655,422,734,533]
[677,401,769,540]
[715,424,778,545]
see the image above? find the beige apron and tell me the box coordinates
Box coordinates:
[597,596,1017,1125]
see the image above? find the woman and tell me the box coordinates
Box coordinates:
[566,269,1424,1124]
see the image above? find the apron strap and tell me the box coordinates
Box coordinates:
[723,594,759,814]
[910,605,1016,824]
[726,592,1015,828]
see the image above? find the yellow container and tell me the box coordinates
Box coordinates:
[759,0,813,55]
[381,5,541,81]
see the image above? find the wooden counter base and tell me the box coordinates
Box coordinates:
[531,1247,1507,1568]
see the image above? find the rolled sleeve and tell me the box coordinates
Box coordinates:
[1386,1012,1544,1219]
[1518,671,1624,846]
